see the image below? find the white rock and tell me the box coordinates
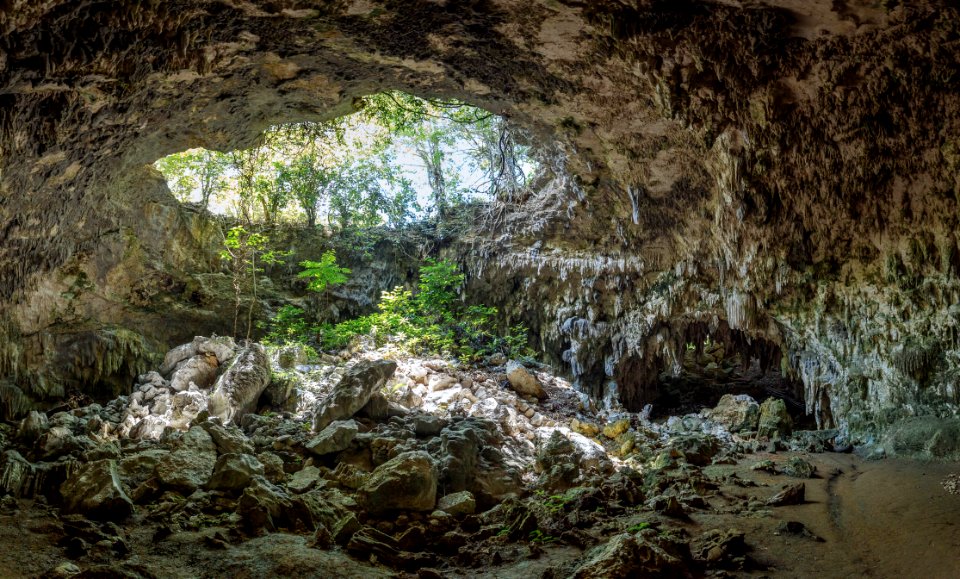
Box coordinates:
[428,374,458,392]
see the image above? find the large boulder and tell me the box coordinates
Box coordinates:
[59,459,133,520]
[706,394,760,433]
[313,360,397,432]
[758,398,793,439]
[356,451,437,514]
[505,361,547,400]
[572,533,682,578]
[207,344,271,426]
[208,453,265,491]
[155,426,217,492]
[439,419,523,507]
[201,420,255,455]
[306,420,358,457]
[169,354,219,392]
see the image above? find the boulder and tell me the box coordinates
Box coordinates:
[196,335,237,364]
[758,398,793,439]
[357,451,437,514]
[155,426,217,492]
[313,360,397,432]
[571,418,600,437]
[200,420,255,455]
[603,418,631,439]
[59,459,133,520]
[782,457,816,478]
[505,361,546,399]
[706,394,760,433]
[17,410,49,442]
[238,476,293,533]
[767,482,805,506]
[439,419,522,506]
[208,453,265,491]
[436,491,476,516]
[428,374,458,392]
[572,533,681,578]
[692,528,747,564]
[169,354,219,392]
[668,434,721,466]
[118,448,169,490]
[412,415,446,437]
[159,342,199,376]
[306,420,359,456]
[207,344,271,426]
[288,466,322,494]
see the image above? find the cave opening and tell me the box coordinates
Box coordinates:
[617,320,812,427]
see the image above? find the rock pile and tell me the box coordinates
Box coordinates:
[0,339,834,576]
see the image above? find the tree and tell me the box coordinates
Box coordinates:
[276,153,335,228]
[220,226,287,340]
[298,251,351,293]
[154,149,229,212]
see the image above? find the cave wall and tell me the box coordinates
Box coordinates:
[1,0,959,438]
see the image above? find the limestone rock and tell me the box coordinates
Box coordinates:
[412,414,446,437]
[758,398,793,439]
[195,335,237,364]
[238,476,293,533]
[208,453,264,491]
[603,418,631,439]
[706,394,760,433]
[767,482,805,506]
[200,420,255,455]
[0,450,34,497]
[436,491,476,516]
[668,434,721,466]
[571,418,600,437]
[59,459,133,520]
[692,528,747,564]
[207,344,271,426]
[17,410,48,442]
[782,457,816,478]
[313,360,397,432]
[160,342,199,376]
[306,420,358,456]
[572,533,681,578]
[169,354,219,392]
[155,426,217,492]
[288,466,322,494]
[505,361,546,400]
[357,451,437,514]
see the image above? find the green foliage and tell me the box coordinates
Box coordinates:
[627,522,651,533]
[263,305,314,345]
[220,226,289,339]
[528,529,558,544]
[298,251,351,293]
[154,91,537,227]
[317,259,528,361]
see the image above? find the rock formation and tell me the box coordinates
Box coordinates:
[1,1,959,444]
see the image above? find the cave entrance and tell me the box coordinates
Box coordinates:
[149,91,546,352]
[618,320,812,427]
[153,91,539,229]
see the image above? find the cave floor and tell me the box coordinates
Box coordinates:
[1,452,957,578]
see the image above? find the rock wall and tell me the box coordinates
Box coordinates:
[1,1,960,438]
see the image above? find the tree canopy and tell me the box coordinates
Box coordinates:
[153,92,539,229]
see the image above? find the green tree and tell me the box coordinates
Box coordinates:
[298,251,351,293]
[220,226,286,339]
[154,149,229,211]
